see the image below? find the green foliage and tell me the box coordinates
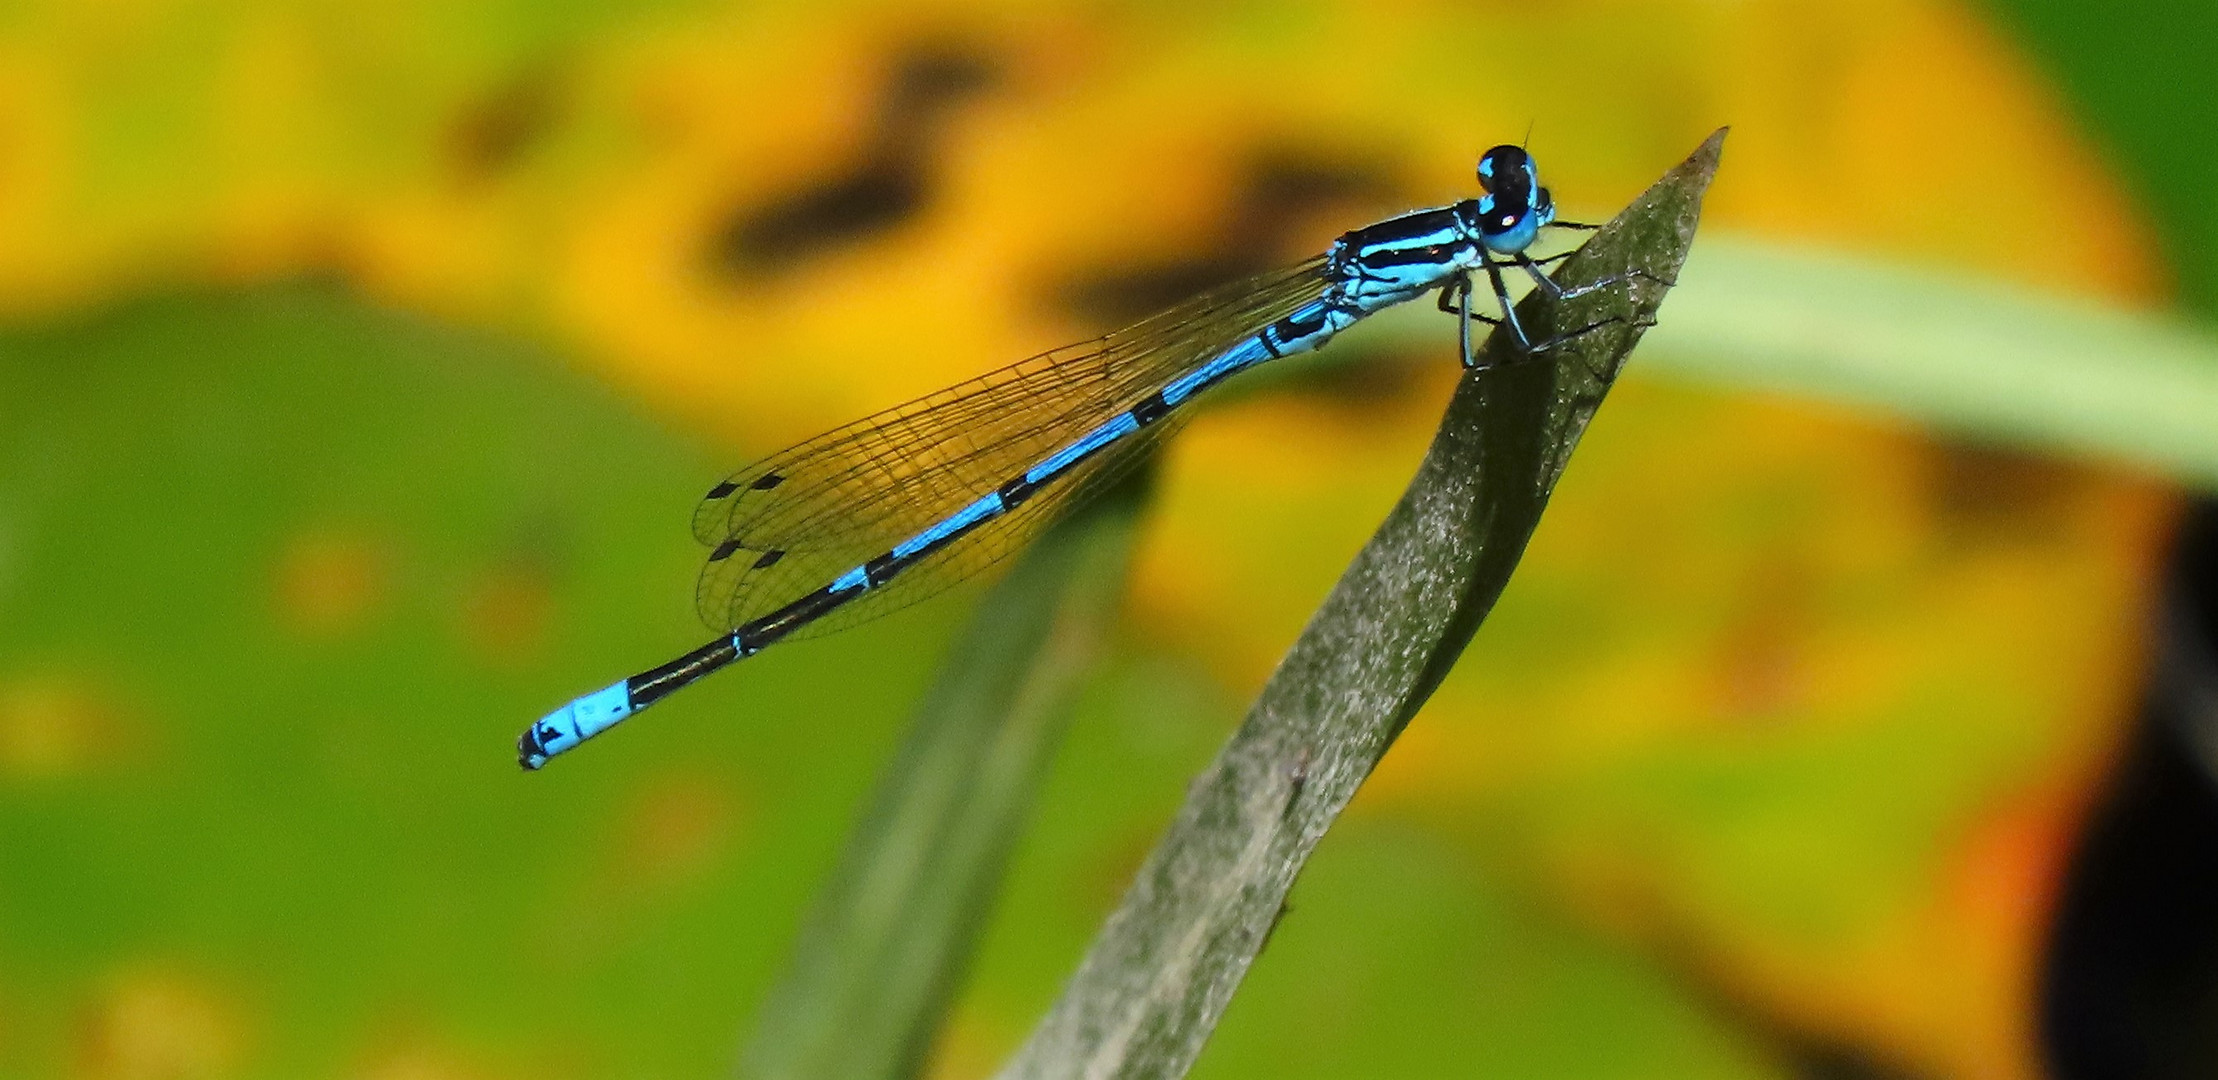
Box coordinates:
[0,288,949,1077]
[1988,0,2218,315]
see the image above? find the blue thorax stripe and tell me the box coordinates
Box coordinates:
[1393,222,1462,249]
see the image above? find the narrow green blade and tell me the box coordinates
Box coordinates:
[737,475,1149,1080]
[994,130,1728,1080]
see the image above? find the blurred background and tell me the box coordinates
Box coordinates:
[2,2,2216,1078]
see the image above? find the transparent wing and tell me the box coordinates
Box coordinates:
[693,255,1331,634]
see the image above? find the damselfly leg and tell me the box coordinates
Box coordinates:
[1510,252,1679,299]
[1437,267,1640,369]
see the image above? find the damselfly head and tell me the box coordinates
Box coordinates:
[1473,145,1546,252]
[1475,145,1537,202]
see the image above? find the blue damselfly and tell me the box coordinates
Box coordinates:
[520,144,1633,769]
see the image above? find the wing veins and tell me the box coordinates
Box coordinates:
[693,256,1330,631]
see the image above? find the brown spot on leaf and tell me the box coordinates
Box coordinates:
[1054,147,1398,327]
[707,40,999,277]
[448,65,566,184]
[1711,558,1819,722]
[608,771,745,892]
[75,970,249,1080]
[272,529,389,638]
[459,566,554,667]
[1922,439,2080,547]
[351,1042,497,1080]
[0,673,134,780]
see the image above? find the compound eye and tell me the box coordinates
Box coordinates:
[1476,145,1517,193]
